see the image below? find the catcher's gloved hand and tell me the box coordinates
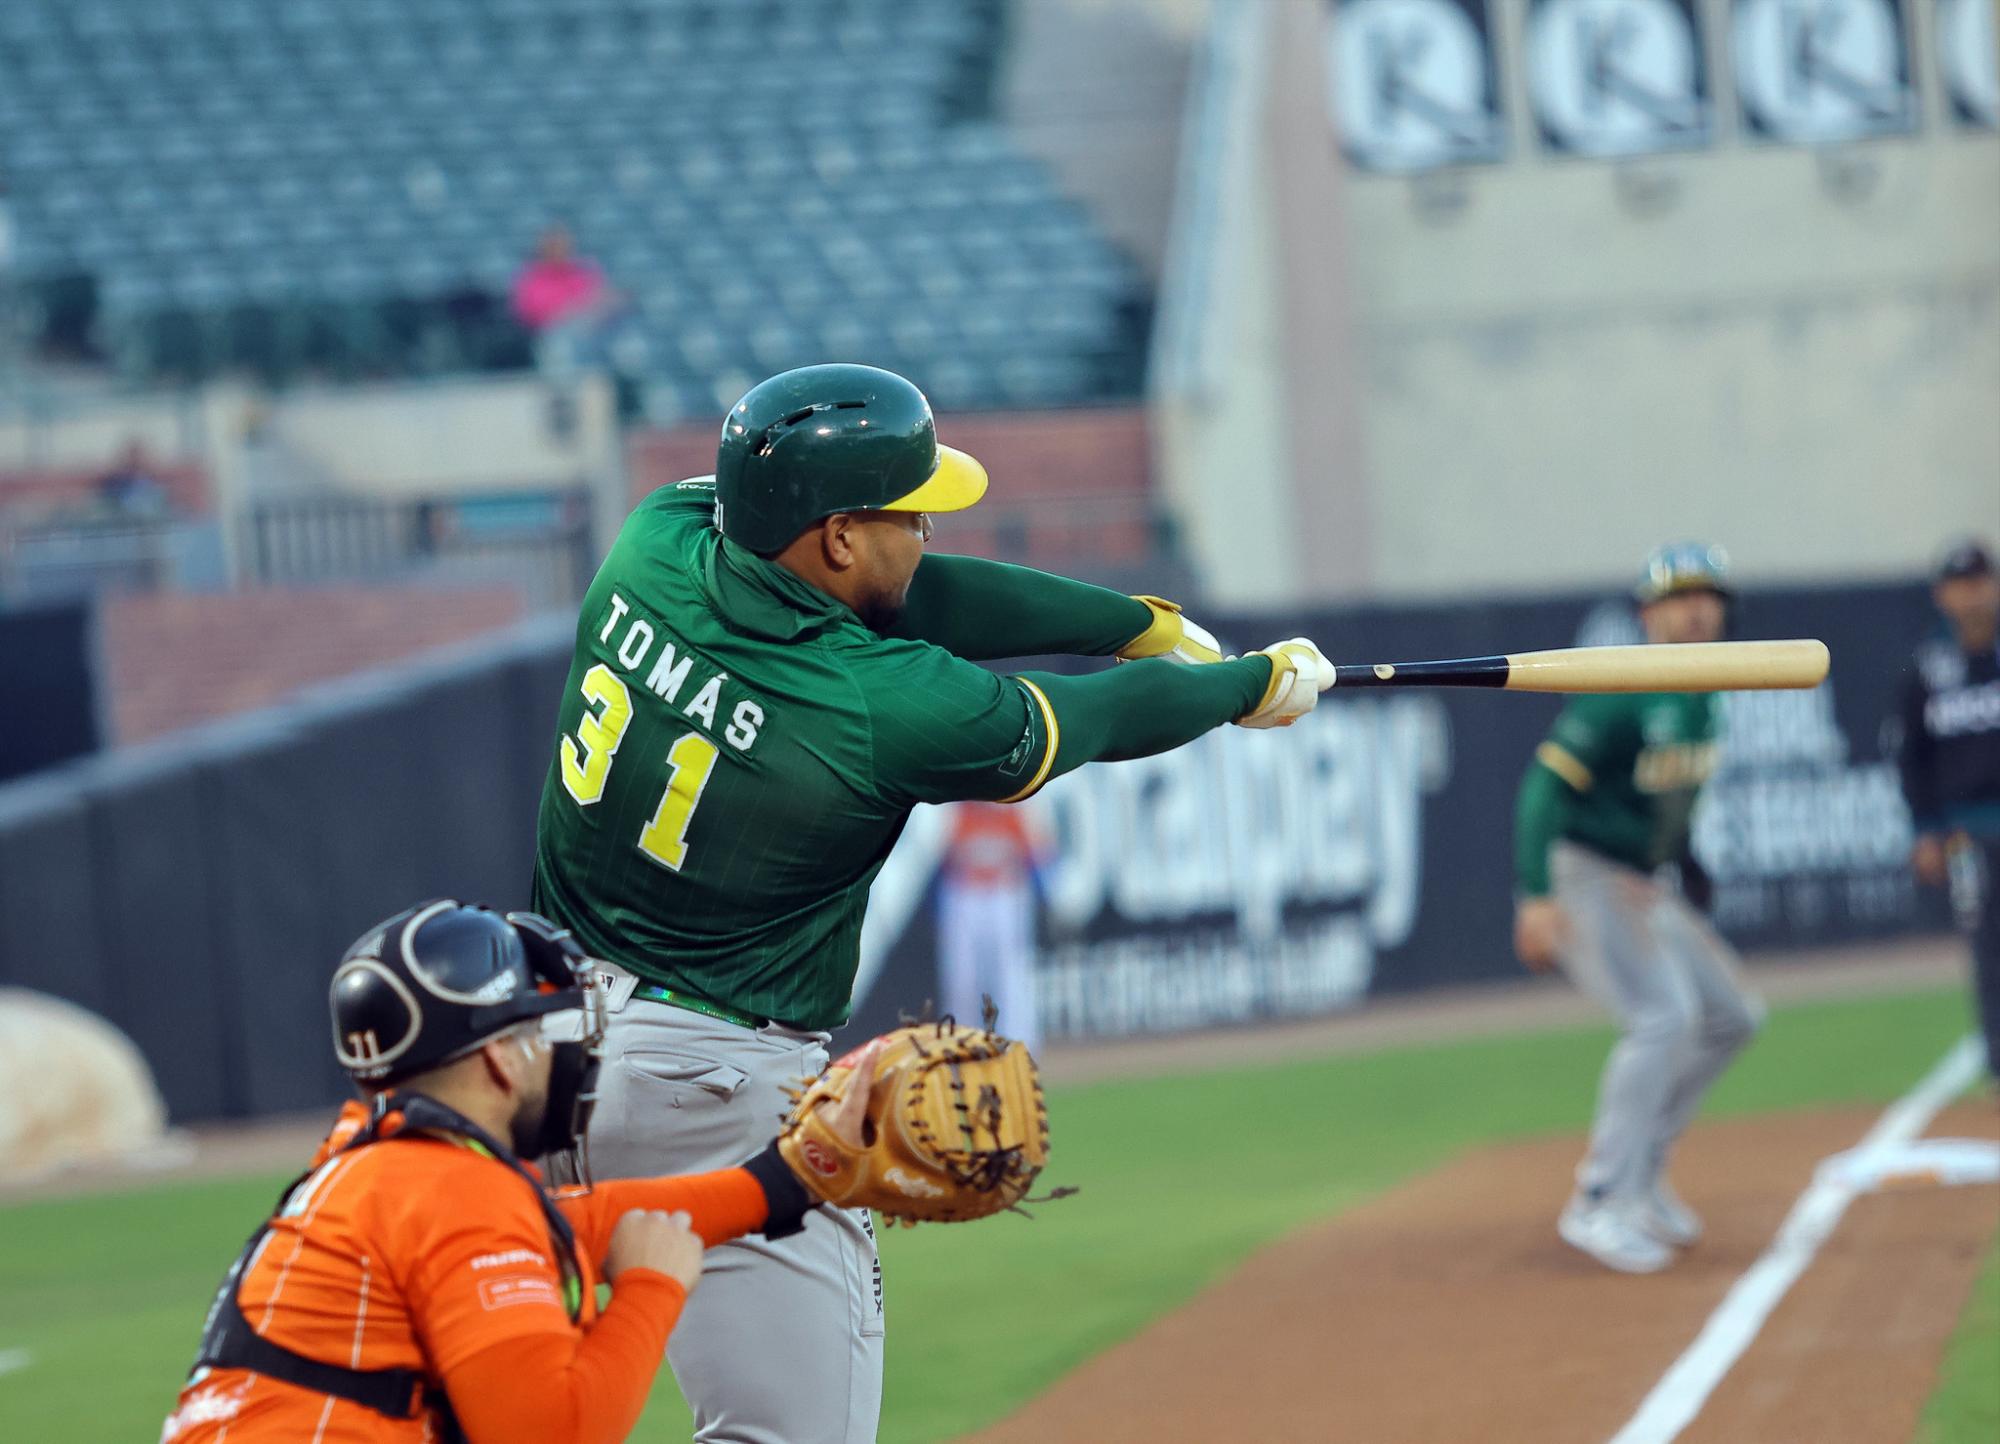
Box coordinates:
[778,1020,1053,1225]
[1236,638,1334,728]
[1116,595,1223,666]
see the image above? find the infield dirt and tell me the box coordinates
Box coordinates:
[962,1101,2000,1444]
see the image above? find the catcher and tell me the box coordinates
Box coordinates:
[161,900,1036,1444]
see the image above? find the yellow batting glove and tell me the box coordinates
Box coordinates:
[1237,638,1334,728]
[1117,595,1223,666]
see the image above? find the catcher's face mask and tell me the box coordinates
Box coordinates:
[529,1005,605,1185]
[510,922,609,1189]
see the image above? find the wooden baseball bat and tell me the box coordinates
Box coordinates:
[1325,640,1829,694]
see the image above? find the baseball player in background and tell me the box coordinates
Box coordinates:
[530,363,1329,1443]
[1893,539,2000,1081]
[936,800,1050,1052]
[1512,544,1764,1274]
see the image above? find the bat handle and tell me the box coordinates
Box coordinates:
[1327,663,1383,690]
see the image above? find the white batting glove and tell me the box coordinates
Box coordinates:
[1116,596,1224,666]
[1236,639,1334,728]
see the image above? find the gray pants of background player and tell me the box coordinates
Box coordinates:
[1551,841,1764,1200]
[1948,834,2000,1079]
[587,986,884,1444]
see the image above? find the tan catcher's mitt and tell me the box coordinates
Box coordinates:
[779,1020,1054,1224]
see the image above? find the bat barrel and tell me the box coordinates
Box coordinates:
[1501,639,1829,693]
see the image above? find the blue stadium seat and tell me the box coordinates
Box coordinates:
[0,0,1143,405]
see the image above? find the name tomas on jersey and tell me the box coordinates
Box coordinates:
[597,591,765,752]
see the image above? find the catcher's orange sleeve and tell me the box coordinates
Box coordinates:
[557,1168,771,1260]
[163,1109,775,1444]
[435,1168,774,1440]
[438,1271,687,1444]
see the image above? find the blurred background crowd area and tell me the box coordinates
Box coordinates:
[2,0,1993,744]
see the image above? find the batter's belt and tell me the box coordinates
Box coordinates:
[632,982,771,1031]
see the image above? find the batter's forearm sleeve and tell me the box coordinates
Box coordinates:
[1514,763,1568,898]
[443,1274,686,1444]
[1020,656,1272,777]
[887,553,1155,659]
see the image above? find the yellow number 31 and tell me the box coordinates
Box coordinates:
[560,663,720,872]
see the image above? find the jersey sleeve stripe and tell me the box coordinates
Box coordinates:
[1535,741,1594,792]
[1000,678,1061,804]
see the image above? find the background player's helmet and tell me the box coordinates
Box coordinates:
[713,363,989,555]
[1635,542,1732,606]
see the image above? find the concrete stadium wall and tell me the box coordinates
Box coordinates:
[3,374,627,585]
[1154,0,2000,605]
[0,391,209,477]
[1345,36,2000,597]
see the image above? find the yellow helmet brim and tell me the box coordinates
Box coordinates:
[878,444,988,515]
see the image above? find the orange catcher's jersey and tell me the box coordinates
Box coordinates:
[162,1104,768,1443]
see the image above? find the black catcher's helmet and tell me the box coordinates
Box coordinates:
[329,900,597,1086]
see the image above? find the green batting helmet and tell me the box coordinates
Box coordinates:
[713,364,989,555]
[1635,542,1732,605]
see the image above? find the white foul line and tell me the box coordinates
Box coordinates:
[1608,1035,1986,1444]
[0,1348,32,1379]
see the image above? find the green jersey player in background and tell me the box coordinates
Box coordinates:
[1512,544,1763,1276]
[531,364,1329,1444]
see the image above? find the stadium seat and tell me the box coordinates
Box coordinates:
[0,0,1143,407]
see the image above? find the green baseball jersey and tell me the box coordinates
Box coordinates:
[531,480,1058,1029]
[1514,690,1720,895]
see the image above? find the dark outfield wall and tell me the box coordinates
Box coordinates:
[0,601,100,782]
[0,584,1954,1120]
[0,617,576,1121]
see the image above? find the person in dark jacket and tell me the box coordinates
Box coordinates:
[1895,539,2000,1078]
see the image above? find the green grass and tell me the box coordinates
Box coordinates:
[1915,1234,2000,1444]
[0,986,1977,1443]
[0,1174,298,1442]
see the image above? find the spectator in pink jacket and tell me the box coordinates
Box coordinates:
[512,225,611,332]
[510,225,646,415]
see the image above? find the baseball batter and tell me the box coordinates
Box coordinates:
[1512,544,1763,1274]
[530,363,1329,1443]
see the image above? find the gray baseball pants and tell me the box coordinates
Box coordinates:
[586,989,884,1444]
[1551,840,1764,1200]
